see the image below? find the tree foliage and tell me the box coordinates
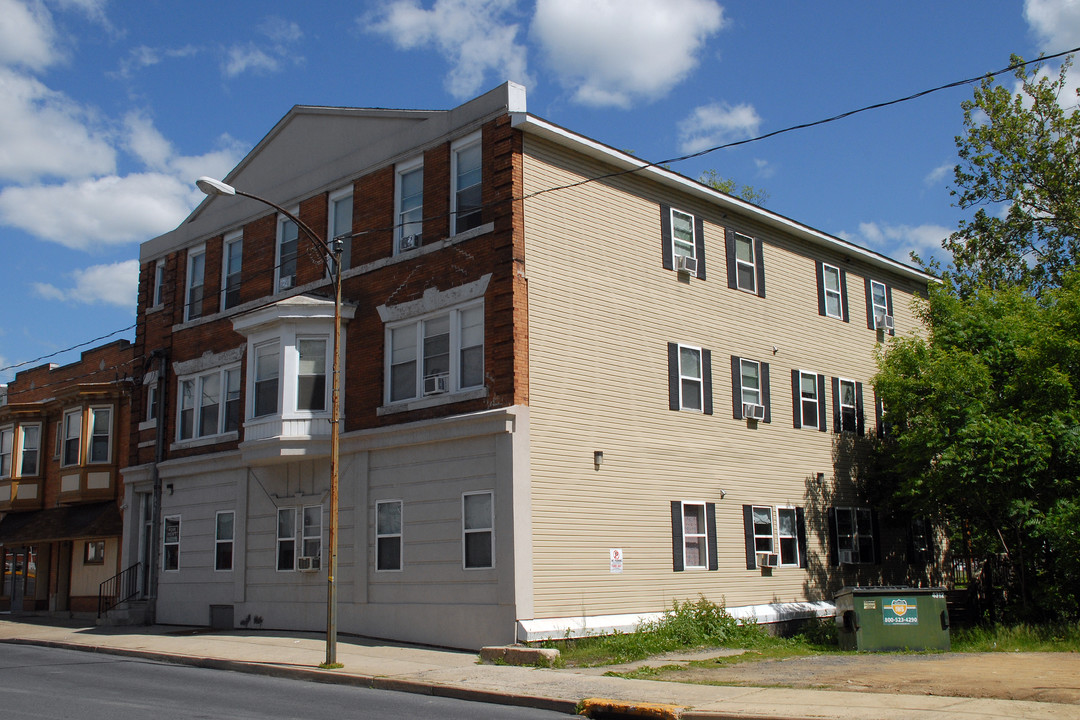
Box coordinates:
[871,275,1080,620]
[946,55,1080,297]
[699,169,770,207]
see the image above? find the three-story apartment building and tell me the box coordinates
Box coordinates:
[121,83,937,649]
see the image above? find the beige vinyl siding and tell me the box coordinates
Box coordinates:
[522,135,925,619]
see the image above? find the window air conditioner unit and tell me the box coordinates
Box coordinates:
[297,556,319,572]
[838,549,855,565]
[875,313,894,331]
[278,275,293,291]
[675,255,697,275]
[756,552,779,568]
[423,373,449,396]
[399,233,421,252]
[742,403,766,421]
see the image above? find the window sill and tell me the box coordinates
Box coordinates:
[377,387,487,416]
[147,304,164,315]
[171,431,239,451]
[138,419,157,432]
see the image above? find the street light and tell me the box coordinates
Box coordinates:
[197,176,344,666]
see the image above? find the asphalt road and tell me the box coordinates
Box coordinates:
[0,644,569,719]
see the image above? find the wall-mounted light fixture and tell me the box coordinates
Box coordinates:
[720,489,727,499]
[593,451,603,470]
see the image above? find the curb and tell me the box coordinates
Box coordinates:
[0,638,578,716]
[579,697,686,719]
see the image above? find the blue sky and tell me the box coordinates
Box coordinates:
[2,0,1078,384]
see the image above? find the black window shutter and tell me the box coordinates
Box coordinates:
[832,376,841,434]
[796,507,808,569]
[694,216,706,280]
[754,238,766,298]
[817,374,828,432]
[660,204,673,270]
[742,504,756,569]
[791,369,801,428]
[864,277,875,329]
[667,343,679,411]
[761,362,771,423]
[671,501,684,571]
[702,349,713,416]
[731,355,742,419]
[855,382,865,436]
[871,509,883,565]
[706,503,718,571]
[840,269,850,322]
[815,261,826,317]
[827,507,838,567]
[886,285,895,336]
[725,228,737,289]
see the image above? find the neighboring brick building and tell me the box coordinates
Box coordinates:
[0,340,134,614]
[121,83,937,648]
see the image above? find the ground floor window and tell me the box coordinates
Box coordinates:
[84,540,105,565]
[163,516,181,571]
[463,492,493,569]
[376,500,402,571]
[215,511,234,571]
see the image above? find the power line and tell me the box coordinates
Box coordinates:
[0,324,136,376]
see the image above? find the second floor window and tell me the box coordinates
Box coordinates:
[254,343,280,417]
[0,427,11,478]
[178,367,241,440]
[296,339,327,412]
[185,247,205,321]
[153,259,166,307]
[277,217,299,292]
[20,423,40,476]
[452,134,482,234]
[88,407,111,463]
[62,409,81,466]
[386,303,484,403]
[328,188,353,272]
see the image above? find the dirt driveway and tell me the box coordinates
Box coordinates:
[639,651,1080,705]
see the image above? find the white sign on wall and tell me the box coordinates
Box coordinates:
[610,548,623,573]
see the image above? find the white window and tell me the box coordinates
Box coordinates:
[463,491,493,569]
[0,426,11,479]
[395,158,423,253]
[185,246,206,321]
[752,505,774,553]
[734,232,757,293]
[277,507,296,571]
[215,511,234,572]
[88,407,111,464]
[451,132,482,235]
[671,209,695,260]
[296,339,327,412]
[838,378,857,433]
[221,232,242,311]
[798,371,821,429]
[682,502,708,569]
[254,342,280,417]
[276,215,299,293]
[870,280,889,328]
[147,384,159,423]
[823,263,843,319]
[153,259,166,308]
[62,409,82,467]
[776,507,800,566]
[678,345,703,412]
[53,421,61,460]
[163,515,181,572]
[19,423,40,477]
[328,187,353,272]
[385,302,484,403]
[740,359,761,407]
[178,366,241,440]
[302,505,322,560]
[834,507,875,564]
[376,500,402,571]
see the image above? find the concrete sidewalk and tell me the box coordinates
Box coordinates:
[1,616,1076,720]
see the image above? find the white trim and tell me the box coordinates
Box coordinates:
[17,421,42,478]
[837,377,858,433]
[221,230,243,311]
[214,510,235,572]
[680,500,708,569]
[510,113,936,285]
[0,424,12,480]
[450,130,483,235]
[797,369,821,429]
[462,490,494,570]
[184,244,206,322]
[375,499,403,572]
[163,515,181,572]
[822,262,843,319]
[670,207,695,260]
[676,344,704,412]
[775,506,801,568]
[394,156,424,254]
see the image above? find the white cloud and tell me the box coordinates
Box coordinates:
[677,101,761,154]
[924,163,951,187]
[365,0,531,99]
[223,16,305,78]
[0,68,116,182]
[1024,0,1080,52]
[848,221,951,265]
[115,44,201,79]
[0,0,61,71]
[532,0,726,108]
[33,259,139,308]
[753,158,775,179]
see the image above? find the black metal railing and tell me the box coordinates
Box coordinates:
[98,562,142,618]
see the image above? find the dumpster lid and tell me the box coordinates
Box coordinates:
[836,586,947,596]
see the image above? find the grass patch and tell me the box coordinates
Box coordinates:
[534,596,790,667]
[952,622,1080,652]
[318,662,344,670]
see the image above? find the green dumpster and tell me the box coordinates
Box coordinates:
[834,586,950,652]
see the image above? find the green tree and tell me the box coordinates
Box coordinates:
[946,55,1080,297]
[871,275,1080,620]
[699,169,770,207]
